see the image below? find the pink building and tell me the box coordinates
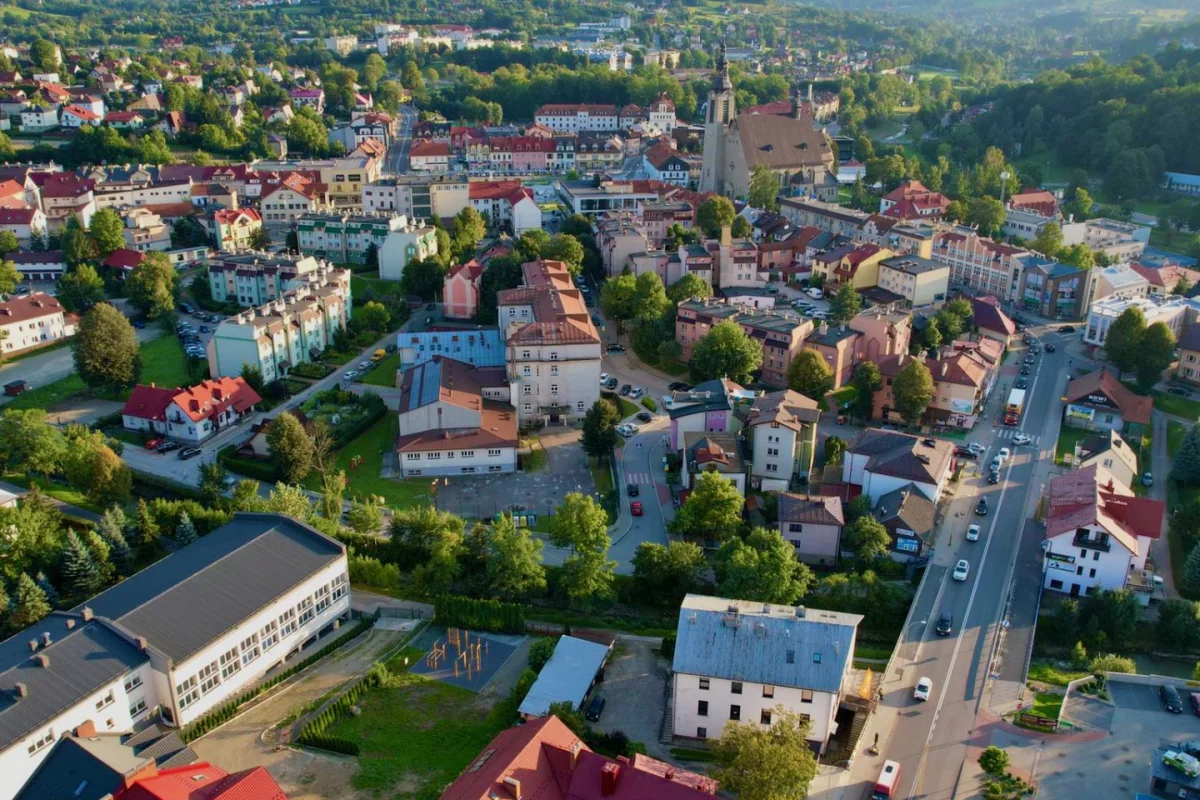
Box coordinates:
[443,261,484,320]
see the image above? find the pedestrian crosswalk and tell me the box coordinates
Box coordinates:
[994,429,1042,445]
[624,471,653,486]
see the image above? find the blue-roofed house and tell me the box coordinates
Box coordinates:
[671,594,863,755]
[397,329,506,371]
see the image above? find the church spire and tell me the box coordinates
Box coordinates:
[714,42,731,91]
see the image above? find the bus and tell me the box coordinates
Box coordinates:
[871,760,902,800]
[1003,388,1026,426]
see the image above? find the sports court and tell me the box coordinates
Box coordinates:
[408,625,525,692]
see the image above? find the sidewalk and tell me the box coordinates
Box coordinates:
[0,480,101,522]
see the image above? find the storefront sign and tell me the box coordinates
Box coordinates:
[1066,404,1095,422]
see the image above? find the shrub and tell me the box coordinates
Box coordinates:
[1089,653,1136,675]
[641,397,657,412]
[979,745,1009,776]
[514,668,538,702]
[660,632,676,659]
[529,636,559,672]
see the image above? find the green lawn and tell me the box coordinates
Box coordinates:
[360,353,401,387]
[1027,660,1090,687]
[1169,420,1188,458]
[520,436,548,472]
[302,414,431,509]
[3,374,89,410]
[1055,425,1089,465]
[823,384,857,412]
[2,473,104,514]
[139,335,204,388]
[1149,389,1200,420]
[327,668,520,798]
[1027,691,1065,721]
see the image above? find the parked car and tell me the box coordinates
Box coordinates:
[630,501,644,517]
[426,302,435,310]
[1059,325,1075,333]
[1044,344,1056,353]
[914,677,933,702]
[600,372,609,384]
[179,447,202,460]
[358,360,372,370]
[179,302,194,314]
[606,343,626,353]
[966,524,981,542]
[132,320,146,329]
[619,384,632,396]
[975,497,989,515]
[156,441,182,453]
[1016,377,1028,390]
[966,442,986,455]
[199,325,210,333]
[806,287,824,300]
[605,377,618,390]
[1170,386,1192,397]
[952,560,970,581]
[936,612,953,636]
[629,387,644,399]
[1020,366,1032,375]
[1023,354,1035,364]
[668,381,692,392]
[954,447,977,459]
[385,344,397,353]
[145,437,164,450]
[1162,684,1185,713]
[637,411,653,422]
[585,694,606,721]
[1143,472,1154,487]
[627,483,639,497]
[343,370,358,381]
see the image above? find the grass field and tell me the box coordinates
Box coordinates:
[302,414,431,509]
[2,472,103,514]
[140,334,204,388]
[4,373,89,411]
[360,353,401,387]
[328,668,520,799]
[1169,420,1187,458]
[1027,660,1090,687]
[1148,388,1200,420]
[1054,425,1089,465]
[1027,691,1065,720]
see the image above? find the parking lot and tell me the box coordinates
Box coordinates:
[589,638,671,759]
[1022,679,1200,800]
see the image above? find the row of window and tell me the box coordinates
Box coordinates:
[697,701,775,725]
[405,448,505,461]
[406,465,505,475]
[697,676,815,700]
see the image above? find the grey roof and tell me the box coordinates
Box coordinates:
[778,494,844,526]
[672,595,861,694]
[518,636,610,717]
[77,512,345,662]
[668,379,736,419]
[0,619,146,754]
[850,428,955,486]
[873,483,936,539]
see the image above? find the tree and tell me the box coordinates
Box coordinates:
[633,271,670,323]
[823,435,847,467]
[691,320,763,384]
[668,273,713,303]
[828,283,861,325]
[966,196,1006,237]
[345,496,383,534]
[1032,222,1063,258]
[97,507,134,575]
[133,498,160,550]
[1136,321,1176,392]
[9,573,51,630]
[485,512,547,601]
[979,746,1010,776]
[358,300,391,333]
[198,462,229,506]
[1071,640,1089,669]
[528,636,558,672]
[0,258,17,296]
[1089,653,1136,674]
[400,256,448,301]
[715,527,814,604]
[240,363,265,397]
[30,39,58,72]
[712,708,818,800]
[0,409,65,475]
[845,515,891,561]
[541,234,586,275]
[1104,306,1146,377]
[787,350,833,401]
[632,540,706,608]
[451,206,487,260]
[0,229,18,257]
[126,252,177,319]
[61,215,96,267]
[1155,598,1200,653]
[748,164,780,211]
[549,493,615,606]
[87,208,126,257]
[732,215,754,238]
[1185,544,1200,597]
[696,196,736,238]
[73,304,140,393]
[59,530,102,599]
[1173,424,1200,483]
[175,511,199,547]
[249,227,271,250]
[581,398,621,460]
[892,359,934,425]
[57,264,107,313]
[267,411,315,484]
[1059,243,1095,269]
[600,272,638,327]
[62,434,131,505]
[850,362,882,420]
[1063,187,1094,222]
[35,571,59,608]
[671,470,745,541]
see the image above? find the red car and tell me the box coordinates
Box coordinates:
[145,437,164,450]
[630,501,644,517]
[1191,692,1200,716]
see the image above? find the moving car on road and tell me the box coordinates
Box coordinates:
[1013,434,1032,446]
[952,560,970,581]
[966,524,981,542]
[156,441,182,453]
[179,447,202,460]
[606,343,626,353]
[343,370,358,381]
[630,501,644,517]
[914,677,933,702]
[936,612,953,636]
[627,483,639,497]
[976,497,989,515]
[872,760,901,800]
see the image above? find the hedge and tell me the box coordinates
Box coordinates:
[641,397,657,412]
[290,361,334,380]
[181,618,372,742]
[295,668,382,756]
[217,445,281,482]
[434,594,525,633]
[130,469,205,500]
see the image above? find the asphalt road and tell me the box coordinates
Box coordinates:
[881,327,1074,800]
[387,104,417,175]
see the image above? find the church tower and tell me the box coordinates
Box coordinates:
[699,43,735,194]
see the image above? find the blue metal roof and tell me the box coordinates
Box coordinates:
[398,330,505,370]
[518,636,610,717]
[671,596,861,694]
[410,359,442,411]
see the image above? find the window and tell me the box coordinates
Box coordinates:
[176,675,199,709]
[698,700,708,716]
[813,652,822,664]
[198,662,220,695]
[488,449,502,457]
[332,573,348,601]
[697,727,707,739]
[1093,551,1100,561]
[95,689,115,710]
[488,465,503,472]
[27,727,54,756]
[786,649,795,664]
[130,697,147,717]
[123,672,142,693]
[729,705,741,721]
[801,689,814,703]
[461,450,475,458]
[699,678,710,690]
[763,685,775,698]
[761,709,773,725]
[297,596,315,624]
[1089,568,1097,578]
[550,385,559,395]
[1050,579,1064,590]
[279,608,297,636]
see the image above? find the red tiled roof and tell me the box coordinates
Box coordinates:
[121,384,177,422]
[1063,368,1153,426]
[0,292,66,324]
[213,207,261,225]
[104,110,141,122]
[119,763,288,800]
[970,297,1016,337]
[171,377,262,423]
[62,104,100,121]
[104,248,146,271]
[0,207,38,225]
[470,180,525,200]
[37,173,94,199]
[412,140,450,157]
[1045,464,1164,555]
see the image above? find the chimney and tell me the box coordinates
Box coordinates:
[65,619,75,630]
[81,607,93,622]
[75,720,96,738]
[795,605,806,619]
[41,632,51,647]
[135,636,148,652]
[792,91,803,120]
[503,777,522,800]
[819,321,829,336]
[34,653,49,668]
[941,362,948,377]
[14,683,27,698]
[600,762,621,797]
[28,640,38,652]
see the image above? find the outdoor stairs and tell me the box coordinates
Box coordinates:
[660,680,675,745]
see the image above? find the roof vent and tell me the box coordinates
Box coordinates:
[14,682,27,698]
[28,640,38,652]
[762,603,770,614]
[34,653,49,668]
[795,605,806,619]
[41,632,51,647]
[81,607,93,622]
[65,619,75,630]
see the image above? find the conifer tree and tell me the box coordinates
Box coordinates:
[60,531,103,599]
[134,499,160,549]
[10,573,51,630]
[175,511,198,547]
[35,571,59,608]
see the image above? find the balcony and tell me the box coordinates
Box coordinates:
[1073,531,1111,552]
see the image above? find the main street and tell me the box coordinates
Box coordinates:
[828,325,1076,799]
[386,104,418,175]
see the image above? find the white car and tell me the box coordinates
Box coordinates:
[600,372,609,384]
[806,287,824,300]
[914,676,933,702]
[1013,434,1032,446]
[952,560,970,581]
[630,387,644,399]
[966,524,981,542]
[997,446,1012,462]
[342,370,358,380]
[966,442,986,455]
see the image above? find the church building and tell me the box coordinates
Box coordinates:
[699,45,839,203]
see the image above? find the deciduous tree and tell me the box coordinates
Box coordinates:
[1136,321,1176,392]
[691,320,763,384]
[787,349,833,401]
[696,196,736,238]
[715,527,814,604]
[57,263,107,313]
[73,303,141,393]
[632,540,706,607]
[126,252,177,319]
[485,512,547,601]
[712,708,818,800]
[828,283,861,325]
[87,207,126,257]
[0,409,65,475]
[892,358,934,425]
[541,234,585,275]
[0,259,17,296]
[1104,306,1146,377]
[748,164,780,211]
[845,515,891,561]
[581,398,621,461]
[267,411,315,484]
[668,273,713,303]
[850,362,882,420]
[670,470,745,541]
[600,272,638,327]
[550,493,615,606]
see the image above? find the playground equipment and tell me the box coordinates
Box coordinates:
[425,628,491,680]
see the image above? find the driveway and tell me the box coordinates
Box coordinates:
[590,637,670,759]
[192,624,406,800]
[437,426,595,521]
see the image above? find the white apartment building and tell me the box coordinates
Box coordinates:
[93,180,193,210]
[0,513,350,800]
[745,389,820,493]
[1092,264,1150,303]
[843,428,956,504]
[671,595,862,755]
[207,278,351,381]
[931,230,1027,301]
[0,292,73,356]
[1063,217,1149,263]
[395,356,518,477]
[534,104,620,134]
[498,260,600,426]
[361,176,470,220]
[0,207,47,245]
[1043,465,1165,597]
[208,253,338,308]
[1083,295,1191,347]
